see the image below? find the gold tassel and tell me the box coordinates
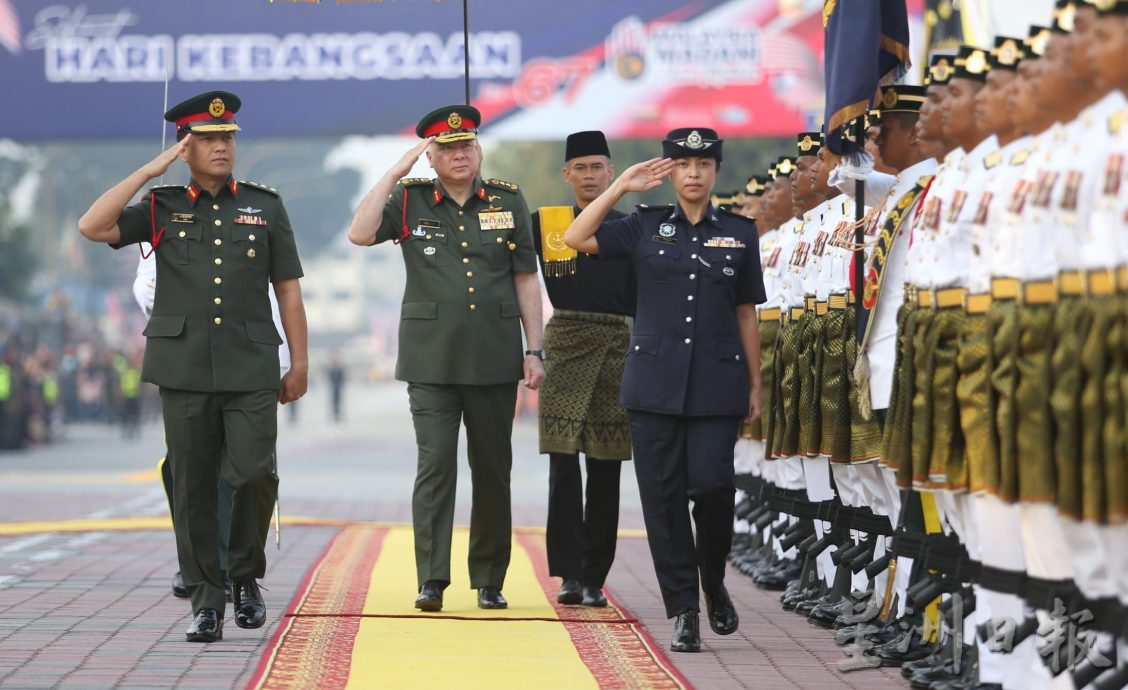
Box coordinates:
[854,348,873,421]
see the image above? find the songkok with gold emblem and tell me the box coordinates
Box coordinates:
[1052,0,1077,32]
[1092,0,1128,13]
[877,85,926,114]
[953,45,990,82]
[775,156,797,177]
[989,36,1026,70]
[768,162,778,180]
[796,132,823,157]
[164,91,241,136]
[662,127,723,161]
[1025,25,1052,57]
[415,105,480,143]
[925,53,956,86]
[746,175,768,197]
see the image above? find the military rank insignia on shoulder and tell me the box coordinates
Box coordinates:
[1009,149,1030,166]
[240,180,280,196]
[984,150,1002,170]
[400,177,432,187]
[484,177,519,191]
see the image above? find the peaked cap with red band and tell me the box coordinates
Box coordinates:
[415,105,481,143]
[164,90,241,135]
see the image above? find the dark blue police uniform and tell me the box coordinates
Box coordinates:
[595,201,765,618]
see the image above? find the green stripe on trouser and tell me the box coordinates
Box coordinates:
[799,312,825,457]
[757,320,780,448]
[820,309,848,459]
[927,308,967,491]
[1050,296,1089,519]
[910,308,937,489]
[1081,297,1111,523]
[988,299,1019,504]
[1106,296,1128,523]
[847,305,883,462]
[956,312,999,494]
[1015,303,1055,505]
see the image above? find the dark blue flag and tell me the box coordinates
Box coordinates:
[823,0,910,161]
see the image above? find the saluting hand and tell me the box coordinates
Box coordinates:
[278,369,308,405]
[390,136,436,180]
[138,135,192,180]
[614,157,675,194]
[523,356,545,390]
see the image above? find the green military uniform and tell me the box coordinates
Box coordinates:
[368,107,537,591]
[111,92,302,617]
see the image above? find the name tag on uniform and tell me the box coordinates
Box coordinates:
[170,213,195,223]
[479,211,515,230]
[703,236,745,249]
[235,215,268,225]
[651,235,678,244]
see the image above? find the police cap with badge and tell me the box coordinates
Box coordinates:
[746,176,769,197]
[164,91,241,137]
[415,105,481,142]
[953,44,991,82]
[877,84,927,114]
[795,132,823,158]
[662,128,723,161]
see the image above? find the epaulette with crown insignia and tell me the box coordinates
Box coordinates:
[240,180,280,196]
[484,178,519,191]
[401,178,432,186]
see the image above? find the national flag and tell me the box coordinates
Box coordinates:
[823,0,911,160]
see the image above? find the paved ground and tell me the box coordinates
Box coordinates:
[0,381,906,689]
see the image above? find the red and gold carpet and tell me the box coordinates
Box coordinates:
[246,524,690,690]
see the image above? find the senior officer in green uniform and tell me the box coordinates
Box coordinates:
[347,105,545,612]
[78,91,308,643]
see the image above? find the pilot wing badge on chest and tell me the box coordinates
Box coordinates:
[478,211,515,230]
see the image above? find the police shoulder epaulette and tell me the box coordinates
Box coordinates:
[484,177,519,191]
[1009,148,1030,166]
[1109,108,1127,136]
[984,150,1002,170]
[637,203,674,212]
[400,177,432,187]
[240,180,280,196]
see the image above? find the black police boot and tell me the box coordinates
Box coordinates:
[172,571,189,599]
[415,580,444,612]
[557,579,582,605]
[671,611,701,652]
[233,579,266,629]
[186,609,223,642]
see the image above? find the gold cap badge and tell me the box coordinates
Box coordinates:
[209,98,226,118]
[447,112,462,129]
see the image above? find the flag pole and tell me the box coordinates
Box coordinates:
[462,0,471,105]
[853,117,865,335]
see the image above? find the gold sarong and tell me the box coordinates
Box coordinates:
[799,311,825,457]
[754,319,780,448]
[1049,296,1088,519]
[1106,295,1127,523]
[847,304,883,462]
[957,312,998,494]
[821,308,848,459]
[909,308,936,489]
[988,299,1020,504]
[1015,303,1055,504]
[926,308,966,491]
[1080,298,1109,523]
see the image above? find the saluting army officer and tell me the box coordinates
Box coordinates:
[78,91,309,643]
[347,105,545,612]
[564,128,766,653]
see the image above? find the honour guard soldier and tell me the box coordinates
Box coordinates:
[532,131,633,608]
[78,91,309,642]
[564,128,766,653]
[346,105,545,612]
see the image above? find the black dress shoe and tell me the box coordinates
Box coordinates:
[478,586,508,609]
[557,579,582,605]
[172,571,189,599]
[581,585,608,608]
[415,581,444,612]
[703,586,739,635]
[233,579,266,629]
[671,611,701,652]
[186,609,223,642]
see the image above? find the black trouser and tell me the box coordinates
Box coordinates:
[546,454,622,588]
[628,410,740,618]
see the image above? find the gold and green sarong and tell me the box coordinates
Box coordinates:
[1049,294,1088,519]
[926,303,967,491]
[1015,294,1056,505]
[909,306,937,489]
[799,303,826,457]
[821,298,849,459]
[770,317,799,459]
[1106,289,1127,524]
[847,304,883,462]
[539,309,632,460]
[776,310,806,458]
[756,314,780,451]
[956,299,998,494]
[882,302,919,480]
[987,288,1020,504]
[1080,296,1109,523]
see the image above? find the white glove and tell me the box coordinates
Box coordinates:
[828,152,875,186]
